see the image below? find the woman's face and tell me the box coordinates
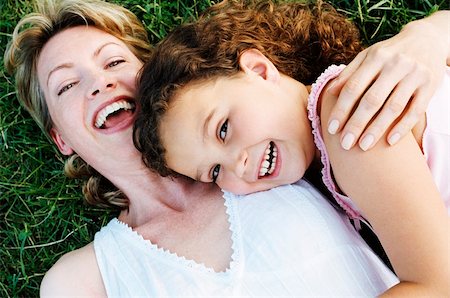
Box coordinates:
[37,26,143,174]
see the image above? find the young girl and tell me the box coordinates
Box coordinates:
[134,0,450,295]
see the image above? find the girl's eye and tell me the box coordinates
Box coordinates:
[107,59,125,68]
[218,119,228,141]
[57,82,77,96]
[211,164,221,183]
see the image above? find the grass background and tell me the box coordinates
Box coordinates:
[0,0,446,296]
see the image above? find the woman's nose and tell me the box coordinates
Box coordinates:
[88,74,117,98]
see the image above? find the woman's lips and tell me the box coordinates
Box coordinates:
[92,96,136,134]
[95,100,135,129]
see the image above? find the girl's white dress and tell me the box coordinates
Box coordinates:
[94,180,398,297]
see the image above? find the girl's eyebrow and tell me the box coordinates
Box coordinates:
[195,168,202,181]
[198,108,217,181]
[202,108,215,144]
[196,165,211,182]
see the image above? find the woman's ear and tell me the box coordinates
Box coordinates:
[50,128,74,155]
[238,48,280,83]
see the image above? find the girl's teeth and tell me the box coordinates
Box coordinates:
[259,142,277,177]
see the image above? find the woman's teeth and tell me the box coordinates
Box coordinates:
[95,100,135,128]
[259,141,277,177]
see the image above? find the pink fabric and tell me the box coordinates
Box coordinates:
[308,64,450,219]
[422,66,450,214]
[307,64,362,220]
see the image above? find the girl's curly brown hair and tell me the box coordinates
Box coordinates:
[134,0,364,177]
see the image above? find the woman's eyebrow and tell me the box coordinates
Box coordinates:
[93,42,120,57]
[46,42,121,87]
[47,63,73,87]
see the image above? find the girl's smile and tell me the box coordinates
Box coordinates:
[159,49,316,195]
[258,141,278,178]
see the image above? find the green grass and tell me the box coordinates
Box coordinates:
[0,0,445,296]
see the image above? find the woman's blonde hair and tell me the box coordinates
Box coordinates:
[4,0,152,209]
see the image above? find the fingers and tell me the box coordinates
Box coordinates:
[351,59,432,150]
[338,61,412,150]
[357,77,417,151]
[327,50,367,97]
[386,87,431,146]
[326,13,447,151]
[328,44,432,151]
[326,50,370,134]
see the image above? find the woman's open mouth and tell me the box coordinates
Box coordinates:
[258,141,278,177]
[95,99,136,129]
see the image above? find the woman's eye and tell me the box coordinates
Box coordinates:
[211,164,221,183]
[107,59,125,68]
[57,82,76,96]
[218,119,228,141]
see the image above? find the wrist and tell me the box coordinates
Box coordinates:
[406,11,450,64]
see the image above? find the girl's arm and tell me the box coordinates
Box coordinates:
[320,83,449,296]
[327,10,450,151]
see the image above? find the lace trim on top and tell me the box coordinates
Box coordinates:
[306,64,361,220]
[110,191,240,275]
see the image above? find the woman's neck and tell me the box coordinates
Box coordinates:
[114,167,221,227]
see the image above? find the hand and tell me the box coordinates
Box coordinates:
[325,11,449,151]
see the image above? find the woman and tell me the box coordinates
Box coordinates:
[4,0,448,296]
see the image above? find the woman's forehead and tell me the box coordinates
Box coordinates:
[37,26,125,84]
[39,26,120,62]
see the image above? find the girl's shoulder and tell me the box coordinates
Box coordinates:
[40,242,106,297]
[307,64,345,128]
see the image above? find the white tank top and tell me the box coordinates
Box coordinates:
[94,180,398,297]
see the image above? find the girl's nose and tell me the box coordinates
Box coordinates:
[234,149,248,178]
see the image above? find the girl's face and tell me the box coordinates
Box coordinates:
[160,67,315,195]
[37,26,144,176]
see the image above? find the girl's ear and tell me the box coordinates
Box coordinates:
[50,128,74,155]
[238,48,280,83]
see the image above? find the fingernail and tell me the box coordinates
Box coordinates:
[388,133,401,145]
[341,133,355,150]
[328,119,340,134]
[360,134,374,151]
